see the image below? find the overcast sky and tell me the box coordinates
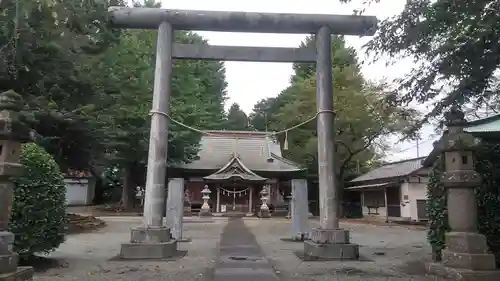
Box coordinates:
[149,0,440,161]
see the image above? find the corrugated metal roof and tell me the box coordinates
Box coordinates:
[423,114,500,167]
[180,131,303,172]
[347,182,397,190]
[465,117,500,133]
[350,157,426,182]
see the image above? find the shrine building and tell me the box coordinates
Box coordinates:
[170,130,306,216]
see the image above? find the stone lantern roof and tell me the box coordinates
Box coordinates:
[422,111,500,167]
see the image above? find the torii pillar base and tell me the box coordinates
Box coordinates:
[303,228,359,260]
[120,227,177,259]
[0,267,34,281]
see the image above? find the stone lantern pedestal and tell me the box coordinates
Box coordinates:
[199,185,212,217]
[285,195,292,219]
[183,189,192,217]
[258,185,270,218]
[425,107,500,281]
[0,90,33,281]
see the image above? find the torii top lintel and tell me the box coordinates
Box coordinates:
[108,7,378,36]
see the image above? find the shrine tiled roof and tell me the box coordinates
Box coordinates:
[203,156,268,182]
[179,130,303,172]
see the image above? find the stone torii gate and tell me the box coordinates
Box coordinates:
[109,6,377,260]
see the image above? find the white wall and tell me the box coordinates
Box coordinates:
[400,182,411,219]
[401,176,428,221]
[65,178,94,206]
[360,179,429,221]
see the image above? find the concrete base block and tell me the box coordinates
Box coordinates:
[0,232,14,255]
[176,237,192,243]
[130,227,171,243]
[0,267,34,281]
[303,240,359,260]
[442,249,496,270]
[445,232,490,254]
[310,228,350,244]
[0,253,18,275]
[120,240,178,259]
[120,226,178,259]
[426,262,500,281]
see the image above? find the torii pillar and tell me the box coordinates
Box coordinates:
[108,6,377,260]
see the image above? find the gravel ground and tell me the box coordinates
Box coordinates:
[33,216,227,281]
[32,216,435,281]
[244,218,433,281]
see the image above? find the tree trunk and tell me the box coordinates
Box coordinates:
[89,165,105,204]
[121,164,136,210]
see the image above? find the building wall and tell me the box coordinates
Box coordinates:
[360,186,401,220]
[361,190,387,219]
[185,179,205,202]
[401,176,428,221]
[400,182,411,219]
[65,177,95,206]
[356,177,429,222]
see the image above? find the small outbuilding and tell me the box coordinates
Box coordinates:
[64,169,95,206]
[348,157,430,222]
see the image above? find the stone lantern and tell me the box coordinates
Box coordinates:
[199,185,212,217]
[426,106,500,280]
[183,189,192,216]
[259,185,270,218]
[285,194,292,219]
[0,90,34,280]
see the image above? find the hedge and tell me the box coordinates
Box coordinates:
[9,143,67,256]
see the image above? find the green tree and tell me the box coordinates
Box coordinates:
[224,103,250,131]
[0,0,123,172]
[1,0,228,208]
[250,36,416,214]
[83,1,228,208]
[357,0,500,130]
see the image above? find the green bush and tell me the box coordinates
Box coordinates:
[426,156,448,261]
[9,143,67,256]
[475,142,500,266]
[426,142,500,266]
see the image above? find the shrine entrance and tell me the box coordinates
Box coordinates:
[200,151,268,216]
[218,185,250,213]
[108,5,377,261]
